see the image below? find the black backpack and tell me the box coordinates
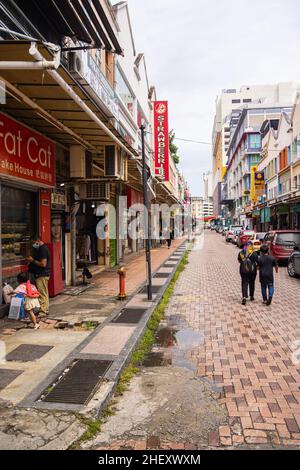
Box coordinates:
[241,255,255,274]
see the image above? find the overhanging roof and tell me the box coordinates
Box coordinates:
[1,0,123,54]
[0,42,137,161]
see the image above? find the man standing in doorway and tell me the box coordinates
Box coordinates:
[27,235,51,317]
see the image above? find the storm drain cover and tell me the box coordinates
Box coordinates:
[0,369,23,391]
[112,308,147,324]
[154,272,170,278]
[140,285,162,294]
[6,344,53,362]
[43,359,112,405]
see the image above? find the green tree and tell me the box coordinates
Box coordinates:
[169,130,180,165]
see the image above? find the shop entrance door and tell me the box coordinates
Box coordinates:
[0,183,38,304]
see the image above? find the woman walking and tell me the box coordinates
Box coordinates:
[238,243,259,305]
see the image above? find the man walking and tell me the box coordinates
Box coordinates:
[258,244,278,305]
[27,235,51,317]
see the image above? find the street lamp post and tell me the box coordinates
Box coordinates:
[140,124,152,301]
[262,194,267,232]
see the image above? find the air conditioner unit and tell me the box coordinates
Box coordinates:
[68,51,85,77]
[79,182,110,201]
[104,145,128,180]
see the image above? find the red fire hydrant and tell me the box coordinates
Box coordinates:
[118,266,127,300]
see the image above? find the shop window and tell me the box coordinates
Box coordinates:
[1,186,37,286]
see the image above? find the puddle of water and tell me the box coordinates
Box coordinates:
[143,312,225,396]
[156,327,177,348]
[175,328,204,351]
[143,326,204,373]
[171,329,204,373]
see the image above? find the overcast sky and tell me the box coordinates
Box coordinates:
[116,0,300,196]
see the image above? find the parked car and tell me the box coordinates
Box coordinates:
[263,230,300,262]
[287,246,300,277]
[232,228,243,245]
[225,225,244,243]
[249,232,267,251]
[237,230,255,248]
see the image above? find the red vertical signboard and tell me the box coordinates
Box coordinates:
[153,101,170,182]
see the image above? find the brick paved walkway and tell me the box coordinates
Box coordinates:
[180,232,300,447]
[83,231,300,450]
[95,238,186,296]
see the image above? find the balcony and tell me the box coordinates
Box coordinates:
[68,50,119,120]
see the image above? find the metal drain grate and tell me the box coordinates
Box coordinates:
[112,308,147,324]
[43,359,112,405]
[6,344,53,362]
[0,369,24,391]
[154,273,170,278]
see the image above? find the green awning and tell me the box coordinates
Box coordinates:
[260,207,270,223]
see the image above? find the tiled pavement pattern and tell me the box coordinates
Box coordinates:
[96,232,300,450]
[174,232,300,447]
[82,239,185,297]
[0,240,185,336]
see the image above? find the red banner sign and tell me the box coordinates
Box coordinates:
[0,113,55,187]
[153,101,169,181]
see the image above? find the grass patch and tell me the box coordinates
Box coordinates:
[70,415,102,449]
[116,244,191,396]
[82,321,97,331]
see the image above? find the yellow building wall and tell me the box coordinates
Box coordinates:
[213,134,224,184]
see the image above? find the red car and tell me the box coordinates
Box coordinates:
[237,230,255,248]
[263,230,300,261]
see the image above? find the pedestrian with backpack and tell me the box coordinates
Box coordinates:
[238,242,259,305]
[257,244,278,305]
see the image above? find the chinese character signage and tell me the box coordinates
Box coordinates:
[153,101,170,181]
[0,113,55,187]
[255,171,265,196]
[250,166,258,203]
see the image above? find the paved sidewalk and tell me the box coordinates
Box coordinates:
[47,238,186,326]
[169,233,300,447]
[0,238,185,335]
[84,231,300,450]
[192,232,300,447]
[0,238,187,449]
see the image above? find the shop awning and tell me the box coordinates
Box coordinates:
[0,42,137,169]
[1,0,123,54]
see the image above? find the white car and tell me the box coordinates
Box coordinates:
[225,225,244,243]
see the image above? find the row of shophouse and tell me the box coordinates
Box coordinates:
[0,0,189,307]
[212,82,300,231]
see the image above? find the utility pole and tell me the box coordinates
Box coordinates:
[140,124,152,301]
